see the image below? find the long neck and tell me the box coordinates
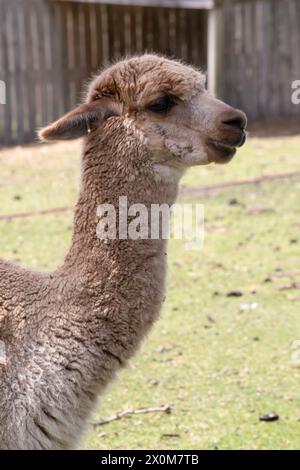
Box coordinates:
[33,126,183,449]
[61,123,181,280]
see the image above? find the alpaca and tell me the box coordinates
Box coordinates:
[0,55,247,450]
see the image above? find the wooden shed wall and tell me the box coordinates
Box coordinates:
[217,0,300,119]
[1,0,299,146]
[0,0,208,146]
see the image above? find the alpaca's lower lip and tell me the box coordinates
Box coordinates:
[208,139,237,162]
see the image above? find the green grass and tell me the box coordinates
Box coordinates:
[0,135,300,450]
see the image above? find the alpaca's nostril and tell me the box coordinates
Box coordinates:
[222,111,247,131]
[224,117,244,130]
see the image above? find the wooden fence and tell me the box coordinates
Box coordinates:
[0,0,208,146]
[1,0,300,146]
[217,0,300,120]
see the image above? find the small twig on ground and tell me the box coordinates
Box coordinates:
[270,271,300,279]
[0,206,72,221]
[279,283,300,291]
[92,404,171,427]
[181,171,300,197]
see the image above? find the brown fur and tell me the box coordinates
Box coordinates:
[0,55,246,449]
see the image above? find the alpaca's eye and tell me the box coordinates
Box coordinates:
[147,96,175,113]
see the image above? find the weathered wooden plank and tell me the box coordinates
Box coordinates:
[71,0,85,103]
[0,0,11,145]
[194,9,208,69]
[278,0,291,116]
[290,0,300,116]
[22,1,38,142]
[99,4,110,65]
[94,2,104,67]
[53,0,215,10]
[142,4,152,53]
[4,0,17,143]
[42,0,55,124]
[64,0,77,107]
[107,3,115,59]
[167,8,176,58]
[270,0,280,117]
[260,0,270,118]
[255,0,264,117]
[10,0,26,141]
[36,0,51,130]
[52,0,68,117]
[134,6,144,54]
[248,1,258,118]
[176,8,188,61]
[88,2,99,71]
[117,6,127,58]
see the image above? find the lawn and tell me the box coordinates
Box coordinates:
[0,132,300,450]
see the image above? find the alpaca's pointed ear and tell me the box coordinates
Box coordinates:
[38,99,120,141]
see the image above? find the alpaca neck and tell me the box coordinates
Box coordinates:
[62,128,181,279]
[36,128,183,449]
[55,127,183,384]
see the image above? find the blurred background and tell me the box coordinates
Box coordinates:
[0,0,300,450]
[1,0,300,145]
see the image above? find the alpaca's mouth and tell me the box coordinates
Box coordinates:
[208,139,237,163]
[208,132,246,164]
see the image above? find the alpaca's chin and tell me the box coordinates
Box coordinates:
[207,140,237,164]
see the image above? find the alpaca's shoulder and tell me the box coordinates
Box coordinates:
[0,258,35,288]
[0,258,49,310]
[0,257,49,280]
[0,258,20,273]
[0,259,51,345]
[0,257,25,274]
[0,258,23,293]
[0,260,25,321]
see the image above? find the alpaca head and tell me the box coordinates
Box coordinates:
[40,55,247,169]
